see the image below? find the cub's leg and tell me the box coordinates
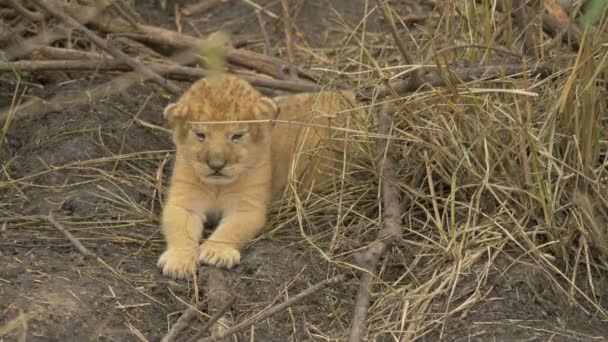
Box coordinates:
[199,211,266,269]
[157,204,204,279]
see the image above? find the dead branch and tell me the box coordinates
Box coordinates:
[130,23,320,82]
[348,104,403,342]
[0,69,158,124]
[36,46,110,60]
[375,0,424,88]
[195,266,235,341]
[1,25,67,61]
[5,2,320,81]
[0,60,320,92]
[511,0,539,54]
[0,57,320,126]
[255,10,284,79]
[113,36,166,60]
[32,213,96,258]
[161,292,235,342]
[108,0,141,27]
[279,0,298,79]
[29,0,182,96]
[5,0,45,21]
[82,9,319,82]
[186,293,236,342]
[433,44,523,60]
[358,61,555,100]
[181,0,232,16]
[0,311,38,338]
[496,0,585,50]
[195,296,236,340]
[198,274,346,342]
[0,60,551,124]
[161,301,207,342]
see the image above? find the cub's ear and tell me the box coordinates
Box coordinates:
[255,97,279,120]
[163,103,186,128]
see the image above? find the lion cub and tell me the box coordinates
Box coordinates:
[158,74,355,278]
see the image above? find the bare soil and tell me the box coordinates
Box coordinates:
[1,0,608,341]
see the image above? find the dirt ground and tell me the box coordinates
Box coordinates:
[1,0,608,341]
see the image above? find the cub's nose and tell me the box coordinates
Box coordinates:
[207,158,228,172]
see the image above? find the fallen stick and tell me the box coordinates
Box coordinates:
[510,0,539,54]
[494,0,585,49]
[0,60,320,93]
[279,0,298,79]
[0,60,552,124]
[133,23,320,82]
[0,311,39,338]
[1,69,159,125]
[375,0,424,88]
[161,301,207,342]
[5,0,45,21]
[162,294,235,342]
[36,46,110,60]
[181,0,231,16]
[357,61,555,100]
[255,10,285,79]
[186,295,236,342]
[198,274,346,342]
[30,0,182,96]
[347,104,403,342]
[77,7,320,82]
[32,213,96,258]
[196,266,235,342]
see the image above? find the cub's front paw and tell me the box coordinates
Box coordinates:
[199,241,241,269]
[157,248,199,279]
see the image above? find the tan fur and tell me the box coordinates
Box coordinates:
[157,74,355,278]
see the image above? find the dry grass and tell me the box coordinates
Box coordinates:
[1,0,607,340]
[268,1,608,339]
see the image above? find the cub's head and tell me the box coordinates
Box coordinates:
[164,75,278,185]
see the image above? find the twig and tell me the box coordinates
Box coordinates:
[37,46,110,60]
[511,0,539,55]
[23,1,319,81]
[0,61,318,126]
[162,296,236,342]
[32,213,96,258]
[255,10,285,79]
[182,0,231,16]
[196,266,235,341]
[497,0,585,49]
[199,274,346,342]
[161,301,207,342]
[5,0,45,21]
[357,61,555,100]
[375,0,424,88]
[1,59,549,124]
[113,37,166,60]
[242,0,278,19]
[185,295,236,342]
[433,44,523,59]
[129,23,319,82]
[0,217,32,223]
[29,0,182,96]
[348,104,403,342]
[0,311,39,338]
[109,0,141,27]
[279,0,298,80]
[0,69,158,125]
[0,60,320,92]
[197,296,236,336]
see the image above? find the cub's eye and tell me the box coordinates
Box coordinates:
[230,132,245,144]
[195,132,207,141]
